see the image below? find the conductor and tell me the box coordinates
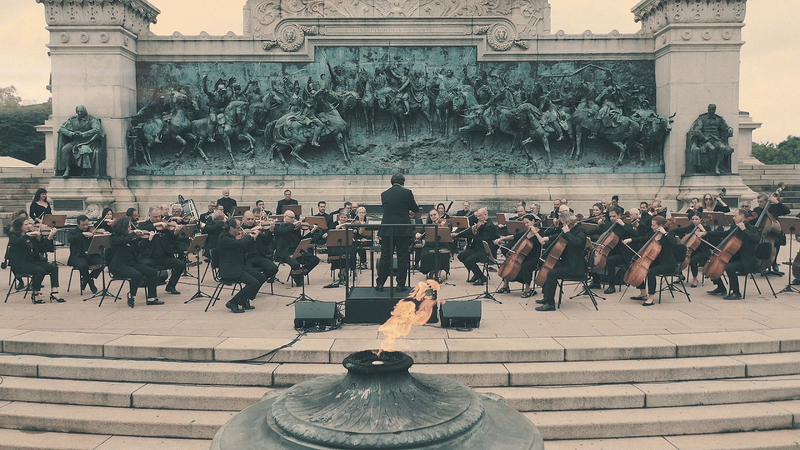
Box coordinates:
[376,173,418,292]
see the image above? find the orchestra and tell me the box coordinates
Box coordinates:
[4,185,797,316]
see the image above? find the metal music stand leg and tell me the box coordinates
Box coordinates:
[474,261,501,304]
[286,277,316,306]
[83,247,115,301]
[779,230,800,294]
[186,250,212,303]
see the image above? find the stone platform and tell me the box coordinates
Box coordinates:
[1,236,800,449]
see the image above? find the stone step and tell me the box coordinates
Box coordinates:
[524,400,799,440]
[477,375,800,411]
[0,429,209,450]
[0,401,234,440]
[0,376,271,411]
[545,429,800,450]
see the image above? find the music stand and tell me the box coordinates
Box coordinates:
[703,212,733,230]
[185,234,211,303]
[283,205,302,216]
[325,229,355,288]
[287,238,316,305]
[83,234,112,301]
[496,214,507,225]
[450,216,469,230]
[112,212,127,220]
[269,215,285,222]
[304,216,328,230]
[506,221,526,236]
[232,206,250,217]
[425,226,454,285]
[778,217,800,294]
[41,214,68,265]
[672,217,691,228]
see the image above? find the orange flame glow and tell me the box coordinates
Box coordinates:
[378,280,441,354]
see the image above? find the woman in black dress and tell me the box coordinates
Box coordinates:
[94,207,115,233]
[29,188,52,224]
[7,217,63,303]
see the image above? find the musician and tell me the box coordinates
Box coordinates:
[201,209,226,258]
[686,197,702,219]
[549,199,562,219]
[529,203,543,223]
[455,207,498,286]
[216,189,237,216]
[622,216,678,306]
[352,206,371,269]
[535,209,587,311]
[753,192,791,275]
[376,173,419,292]
[503,205,528,225]
[169,204,195,225]
[109,217,159,308]
[639,202,653,230]
[436,203,450,220]
[274,210,320,287]
[94,208,115,234]
[255,199,266,212]
[240,210,279,282]
[216,218,265,313]
[7,217,63,304]
[277,189,298,214]
[324,212,357,287]
[704,208,761,300]
[416,209,451,281]
[455,201,472,218]
[495,215,542,298]
[126,208,141,227]
[68,214,104,294]
[315,201,334,229]
[29,188,52,224]
[649,197,668,218]
[340,201,355,220]
[672,213,712,288]
[137,206,186,296]
[587,206,636,294]
[199,202,215,225]
[700,193,730,214]
[610,195,622,212]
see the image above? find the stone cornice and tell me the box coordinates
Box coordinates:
[36,0,160,37]
[632,0,747,34]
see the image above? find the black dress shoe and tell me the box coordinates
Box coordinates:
[127,294,135,308]
[603,286,616,294]
[146,299,165,305]
[535,304,556,312]
[707,287,727,295]
[88,279,98,294]
[472,278,487,286]
[495,287,511,294]
[375,285,385,292]
[395,285,409,292]
[723,292,742,300]
[534,299,546,304]
[165,286,181,295]
[226,301,244,313]
[588,282,602,290]
[80,278,88,293]
[630,295,648,301]
[243,300,255,310]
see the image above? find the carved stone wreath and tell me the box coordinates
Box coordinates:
[254,1,278,26]
[474,23,527,51]
[262,24,318,52]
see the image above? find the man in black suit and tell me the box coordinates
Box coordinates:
[376,173,418,291]
[137,206,186,297]
[216,218,265,313]
[274,210,320,286]
[67,215,103,294]
[277,189,299,214]
[536,209,588,311]
[216,189,237,216]
[455,207,498,285]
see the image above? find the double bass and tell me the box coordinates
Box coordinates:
[754,183,786,270]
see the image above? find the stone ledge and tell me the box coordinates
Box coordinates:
[3,331,120,358]
[554,335,676,361]
[446,338,564,363]
[658,330,780,357]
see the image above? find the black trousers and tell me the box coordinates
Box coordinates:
[542,266,579,306]
[15,261,59,291]
[280,251,320,286]
[247,256,279,280]
[635,263,677,295]
[141,256,185,289]
[458,248,488,280]
[71,255,103,282]
[111,263,157,298]
[229,267,265,307]
[688,251,709,278]
[714,260,748,294]
[419,249,451,275]
[377,236,411,287]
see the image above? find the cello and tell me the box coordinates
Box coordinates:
[678,218,706,271]
[498,225,538,281]
[534,216,588,287]
[623,218,673,287]
[589,213,629,273]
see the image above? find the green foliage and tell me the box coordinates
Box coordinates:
[752,136,800,165]
[0,100,51,165]
[0,86,22,110]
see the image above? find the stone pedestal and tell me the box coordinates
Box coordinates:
[737,111,763,166]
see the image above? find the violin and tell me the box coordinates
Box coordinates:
[623,219,673,287]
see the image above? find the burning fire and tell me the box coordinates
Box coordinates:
[377,280,441,354]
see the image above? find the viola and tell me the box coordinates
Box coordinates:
[498,227,538,282]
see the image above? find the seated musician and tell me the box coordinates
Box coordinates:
[753,192,790,275]
[436,203,451,220]
[94,208,115,234]
[699,193,731,215]
[686,197,702,219]
[169,204,195,225]
[7,217,63,304]
[455,207,498,286]
[528,203,543,223]
[277,189,298,215]
[548,199,562,219]
[622,216,678,306]
[352,206,371,269]
[535,208,587,311]
[455,201,472,218]
[704,208,761,300]
[217,218,265,313]
[137,206,187,296]
[494,214,542,298]
[501,205,528,228]
[639,202,653,230]
[241,210,279,282]
[415,209,451,281]
[588,206,637,294]
[202,209,226,259]
[199,202,216,226]
[649,197,668,218]
[274,210,320,286]
[126,208,141,227]
[109,218,159,308]
[673,213,711,288]
[68,214,105,294]
[323,212,357,288]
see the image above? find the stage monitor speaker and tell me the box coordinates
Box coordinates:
[294,301,338,329]
[439,300,482,328]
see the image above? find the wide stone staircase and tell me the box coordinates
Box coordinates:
[740,163,800,210]
[1,331,800,449]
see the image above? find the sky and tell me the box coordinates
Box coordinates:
[0,0,797,144]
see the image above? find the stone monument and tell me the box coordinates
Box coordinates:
[33,0,758,213]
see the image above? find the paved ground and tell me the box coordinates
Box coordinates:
[1,236,798,343]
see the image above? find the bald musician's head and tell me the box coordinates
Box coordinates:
[475,207,489,221]
[558,204,570,213]
[242,210,255,227]
[284,211,296,223]
[628,209,640,220]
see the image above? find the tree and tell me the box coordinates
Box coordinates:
[0,101,51,164]
[753,136,800,164]
[0,86,22,110]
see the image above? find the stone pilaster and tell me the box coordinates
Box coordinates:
[35,0,160,212]
[633,0,754,207]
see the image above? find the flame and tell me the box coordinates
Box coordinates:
[378,280,441,354]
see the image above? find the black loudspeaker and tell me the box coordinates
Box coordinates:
[294,301,338,329]
[439,301,482,328]
[345,287,438,324]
